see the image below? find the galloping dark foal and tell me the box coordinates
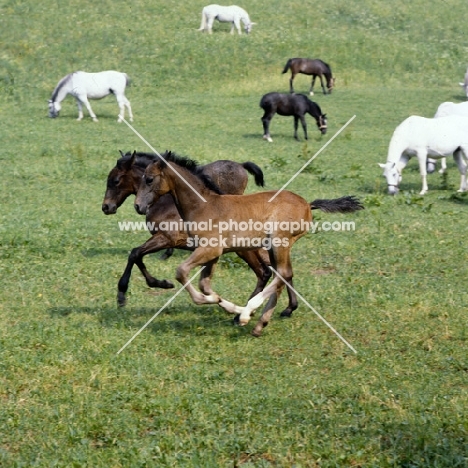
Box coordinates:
[102,151,298,315]
[260,92,327,142]
[282,58,335,95]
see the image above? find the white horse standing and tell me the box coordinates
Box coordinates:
[379,115,468,195]
[427,101,468,173]
[197,4,256,34]
[48,71,133,122]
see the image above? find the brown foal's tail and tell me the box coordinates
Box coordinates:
[282,59,292,74]
[310,195,364,213]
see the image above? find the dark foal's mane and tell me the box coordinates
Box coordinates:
[158,151,224,195]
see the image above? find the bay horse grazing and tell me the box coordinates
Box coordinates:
[379,115,468,195]
[135,152,364,337]
[103,151,299,315]
[197,4,256,34]
[260,92,327,142]
[48,71,133,122]
[282,58,335,95]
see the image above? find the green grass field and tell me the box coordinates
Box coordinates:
[1,0,468,466]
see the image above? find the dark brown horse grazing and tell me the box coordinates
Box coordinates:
[260,92,327,142]
[135,152,364,337]
[102,151,298,315]
[282,58,335,95]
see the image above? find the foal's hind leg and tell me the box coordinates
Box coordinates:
[279,277,298,317]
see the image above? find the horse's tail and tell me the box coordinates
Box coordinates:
[124,73,131,87]
[197,8,206,30]
[310,196,364,213]
[242,162,265,187]
[282,59,293,74]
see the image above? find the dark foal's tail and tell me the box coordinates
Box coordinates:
[242,162,265,187]
[282,59,292,74]
[310,195,364,213]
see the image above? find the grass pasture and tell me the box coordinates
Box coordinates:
[1,0,468,466]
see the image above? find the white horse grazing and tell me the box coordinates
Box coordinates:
[428,101,468,173]
[379,115,468,195]
[197,4,256,34]
[48,71,133,122]
[459,68,468,97]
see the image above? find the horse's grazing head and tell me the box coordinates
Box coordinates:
[102,151,138,214]
[378,162,402,195]
[318,114,327,135]
[48,100,61,118]
[245,21,256,34]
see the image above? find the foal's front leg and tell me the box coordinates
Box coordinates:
[175,246,223,305]
[310,76,317,96]
[261,112,274,142]
[417,151,429,195]
[78,95,98,122]
[117,231,177,306]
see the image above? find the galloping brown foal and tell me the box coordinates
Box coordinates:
[135,151,364,336]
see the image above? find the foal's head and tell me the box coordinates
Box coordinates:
[317,114,328,135]
[134,151,223,215]
[102,151,140,214]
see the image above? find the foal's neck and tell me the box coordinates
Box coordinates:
[168,165,217,219]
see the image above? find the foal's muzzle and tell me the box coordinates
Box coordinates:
[102,202,117,215]
[320,126,327,135]
[134,203,147,215]
[388,185,399,196]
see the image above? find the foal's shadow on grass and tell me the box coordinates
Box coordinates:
[48,304,246,337]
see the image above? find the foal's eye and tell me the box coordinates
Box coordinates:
[145,177,154,185]
[113,177,121,186]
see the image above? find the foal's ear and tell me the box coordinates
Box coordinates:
[119,150,125,158]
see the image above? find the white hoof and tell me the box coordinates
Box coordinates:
[419,190,427,195]
[263,135,273,143]
[310,91,314,96]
